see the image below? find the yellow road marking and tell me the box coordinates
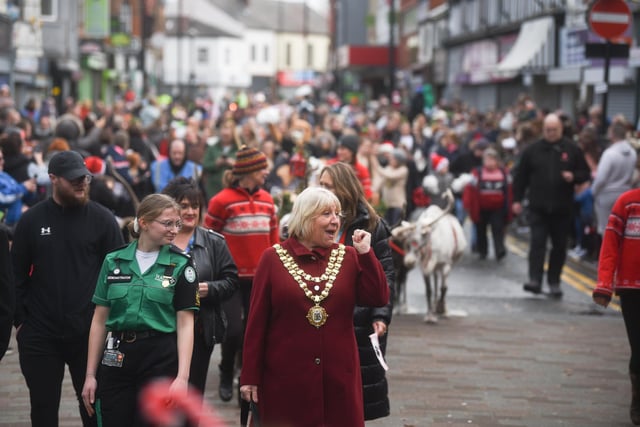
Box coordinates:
[505,236,620,312]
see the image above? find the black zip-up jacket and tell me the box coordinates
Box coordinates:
[513,137,591,215]
[11,198,124,338]
[345,202,394,421]
[189,227,238,347]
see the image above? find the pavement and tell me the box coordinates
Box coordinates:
[0,233,632,426]
[0,310,631,427]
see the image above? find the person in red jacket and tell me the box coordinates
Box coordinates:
[204,145,278,404]
[239,187,389,427]
[463,148,512,260]
[593,188,640,425]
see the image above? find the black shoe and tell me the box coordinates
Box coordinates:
[496,250,506,261]
[219,368,233,402]
[477,253,487,260]
[548,283,563,299]
[523,281,542,294]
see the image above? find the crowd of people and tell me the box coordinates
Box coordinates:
[1,83,640,425]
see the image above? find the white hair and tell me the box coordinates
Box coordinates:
[287,187,341,241]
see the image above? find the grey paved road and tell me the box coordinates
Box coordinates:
[0,232,630,426]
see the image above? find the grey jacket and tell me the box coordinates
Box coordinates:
[592,140,637,198]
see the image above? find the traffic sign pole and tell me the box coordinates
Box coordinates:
[602,41,611,136]
[587,0,632,134]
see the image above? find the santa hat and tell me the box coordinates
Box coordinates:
[430,153,449,173]
[84,156,105,175]
[378,141,394,155]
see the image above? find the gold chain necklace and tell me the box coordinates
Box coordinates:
[274,243,346,328]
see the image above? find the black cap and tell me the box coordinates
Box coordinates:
[338,134,359,155]
[48,151,91,180]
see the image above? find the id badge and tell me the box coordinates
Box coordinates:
[101,349,125,367]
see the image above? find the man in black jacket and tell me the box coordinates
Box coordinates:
[11,151,124,426]
[512,114,590,298]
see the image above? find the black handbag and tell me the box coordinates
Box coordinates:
[240,400,260,427]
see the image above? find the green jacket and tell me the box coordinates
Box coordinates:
[93,242,199,333]
[202,142,237,199]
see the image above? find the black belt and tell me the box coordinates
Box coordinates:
[112,330,170,343]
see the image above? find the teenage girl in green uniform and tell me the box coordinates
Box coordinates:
[81,194,200,425]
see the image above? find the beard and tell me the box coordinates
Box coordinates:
[57,185,89,207]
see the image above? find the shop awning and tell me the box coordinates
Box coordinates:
[493,16,555,79]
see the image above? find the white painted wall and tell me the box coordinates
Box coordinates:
[245,29,278,77]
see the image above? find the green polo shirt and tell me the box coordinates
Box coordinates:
[93,242,200,333]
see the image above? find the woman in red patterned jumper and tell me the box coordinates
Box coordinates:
[204,145,279,403]
[593,188,640,425]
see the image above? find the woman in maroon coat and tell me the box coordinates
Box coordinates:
[240,187,389,427]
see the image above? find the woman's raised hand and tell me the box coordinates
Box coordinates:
[351,229,371,254]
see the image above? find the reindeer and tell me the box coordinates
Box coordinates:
[391,190,467,323]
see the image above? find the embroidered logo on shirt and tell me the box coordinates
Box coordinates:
[40,227,51,236]
[184,266,196,283]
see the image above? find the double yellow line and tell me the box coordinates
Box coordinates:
[505,235,620,311]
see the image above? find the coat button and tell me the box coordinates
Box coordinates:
[311,256,316,261]
[314,358,321,365]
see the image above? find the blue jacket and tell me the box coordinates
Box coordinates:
[0,172,26,225]
[150,159,202,193]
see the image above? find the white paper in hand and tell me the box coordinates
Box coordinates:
[369,332,389,371]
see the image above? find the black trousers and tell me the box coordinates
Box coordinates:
[17,323,96,427]
[189,321,215,394]
[528,209,572,285]
[476,209,506,258]
[220,278,252,375]
[96,333,177,427]
[620,291,640,375]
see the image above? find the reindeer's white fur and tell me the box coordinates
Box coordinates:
[402,196,467,323]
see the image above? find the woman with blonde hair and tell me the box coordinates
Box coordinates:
[240,186,389,426]
[82,193,200,425]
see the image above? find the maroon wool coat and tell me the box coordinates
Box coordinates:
[241,238,389,427]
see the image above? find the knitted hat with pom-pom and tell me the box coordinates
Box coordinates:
[233,146,268,175]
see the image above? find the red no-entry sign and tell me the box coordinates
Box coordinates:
[588,0,632,40]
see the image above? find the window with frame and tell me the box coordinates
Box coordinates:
[306,43,313,68]
[198,47,208,64]
[286,43,291,66]
[41,0,58,21]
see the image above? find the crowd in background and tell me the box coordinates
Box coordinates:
[1,85,640,259]
[3,83,640,424]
